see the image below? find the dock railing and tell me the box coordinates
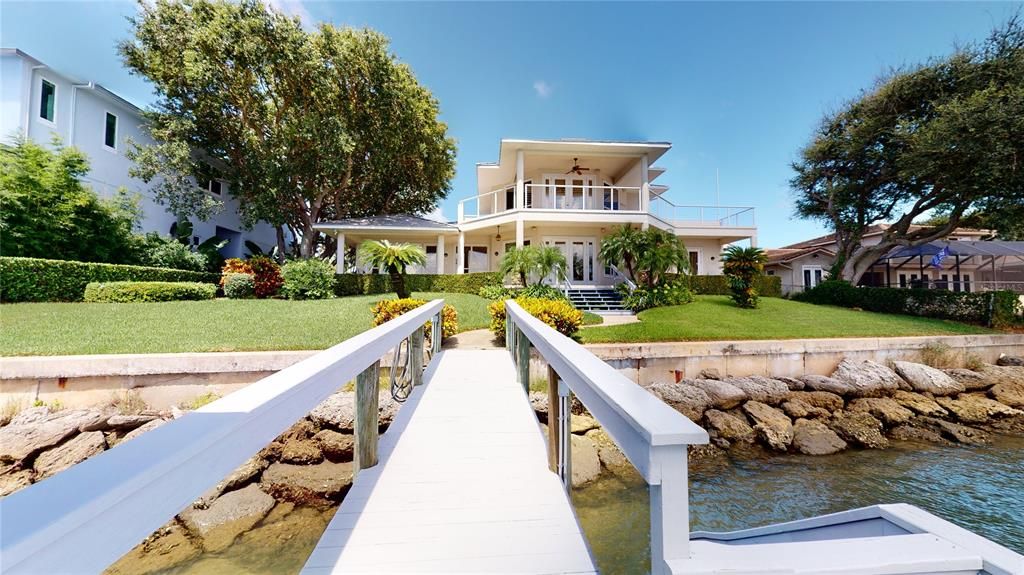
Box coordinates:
[504,300,709,575]
[0,299,445,575]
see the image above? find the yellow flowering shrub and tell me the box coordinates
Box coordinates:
[488,297,583,342]
[371,298,458,339]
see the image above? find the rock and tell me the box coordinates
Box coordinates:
[179,484,275,552]
[975,365,1024,387]
[847,398,914,427]
[914,417,989,445]
[792,418,847,455]
[645,382,712,422]
[704,409,755,444]
[278,419,318,442]
[314,429,354,462]
[0,468,33,497]
[741,401,793,451]
[698,368,722,380]
[529,392,549,422]
[7,406,51,426]
[892,361,965,396]
[571,414,599,434]
[785,391,844,412]
[891,390,949,417]
[781,399,830,420]
[121,419,167,443]
[943,368,993,391]
[936,394,1023,425]
[260,461,353,505]
[775,377,805,391]
[685,379,747,410]
[33,431,106,479]
[195,456,268,508]
[829,412,888,449]
[584,429,632,478]
[723,376,790,405]
[570,434,601,487]
[280,440,324,465]
[0,413,96,464]
[104,414,159,430]
[105,521,201,575]
[830,359,902,397]
[889,424,951,445]
[308,393,355,432]
[799,375,855,396]
[986,414,1024,435]
[997,355,1024,367]
[990,382,1024,409]
[378,392,401,428]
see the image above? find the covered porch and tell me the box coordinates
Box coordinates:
[864,240,1024,294]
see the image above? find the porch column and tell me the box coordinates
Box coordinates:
[436,234,445,274]
[515,149,525,210]
[335,233,346,274]
[640,154,650,213]
[515,218,524,248]
[457,232,465,274]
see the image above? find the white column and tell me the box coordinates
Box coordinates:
[436,234,445,274]
[640,154,650,213]
[335,233,346,274]
[457,232,465,274]
[515,218,524,248]
[515,149,525,210]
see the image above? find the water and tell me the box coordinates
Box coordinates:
[574,435,1024,575]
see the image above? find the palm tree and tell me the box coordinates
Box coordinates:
[358,239,427,299]
[635,229,689,288]
[499,246,536,286]
[721,245,768,308]
[534,246,567,285]
[597,225,642,280]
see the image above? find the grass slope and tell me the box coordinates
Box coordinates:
[0,292,491,356]
[580,295,991,343]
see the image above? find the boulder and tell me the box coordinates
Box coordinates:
[704,409,755,444]
[943,368,993,391]
[33,431,106,480]
[645,382,712,422]
[529,392,549,422]
[723,376,790,405]
[584,429,632,479]
[828,412,888,449]
[308,393,355,432]
[698,368,722,380]
[996,355,1024,367]
[0,414,94,464]
[792,418,847,455]
[847,398,914,427]
[260,461,353,505]
[781,399,830,420]
[830,359,902,397]
[179,484,275,552]
[685,379,747,410]
[775,377,805,391]
[314,430,355,462]
[7,406,52,426]
[975,365,1024,387]
[913,417,989,445]
[278,419,317,442]
[105,521,201,575]
[892,361,964,396]
[889,424,950,445]
[280,440,323,465]
[195,456,268,508]
[378,392,401,428]
[105,414,159,430]
[741,401,793,451]
[785,391,844,412]
[799,375,855,396]
[570,434,602,488]
[0,468,33,497]
[989,382,1024,409]
[891,390,949,418]
[571,414,600,434]
[935,394,1023,425]
[121,419,167,443]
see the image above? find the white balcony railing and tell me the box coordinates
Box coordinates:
[649,196,756,228]
[457,185,643,221]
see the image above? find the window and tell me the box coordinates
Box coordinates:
[505,186,515,210]
[766,270,775,276]
[688,251,700,275]
[209,179,222,195]
[39,79,56,122]
[104,112,118,149]
[802,265,823,289]
[463,246,488,274]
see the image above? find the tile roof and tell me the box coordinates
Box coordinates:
[315,214,456,230]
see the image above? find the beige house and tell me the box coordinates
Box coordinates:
[315,138,757,288]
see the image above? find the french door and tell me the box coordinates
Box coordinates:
[545,237,596,285]
[542,175,598,210]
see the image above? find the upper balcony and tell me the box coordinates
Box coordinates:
[458,183,643,220]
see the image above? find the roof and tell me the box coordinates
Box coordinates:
[780,224,992,250]
[765,246,835,266]
[2,47,144,114]
[880,240,1024,260]
[313,214,458,234]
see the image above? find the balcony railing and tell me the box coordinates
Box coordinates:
[649,196,756,228]
[457,184,643,221]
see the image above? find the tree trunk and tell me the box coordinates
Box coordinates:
[275,226,287,264]
[389,265,409,299]
[841,243,895,285]
[519,271,527,287]
[299,226,318,259]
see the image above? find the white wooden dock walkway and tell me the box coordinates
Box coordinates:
[301,349,597,574]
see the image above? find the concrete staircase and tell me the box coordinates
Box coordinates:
[565,288,630,314]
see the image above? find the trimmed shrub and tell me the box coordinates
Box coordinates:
[281,259,336,300]
[371,298,458,339]
[335,272,501,296]
[795,280,1021,328]
[0,257,219,302]
[620,281,695,312]
[518,284,568,301]
[83,281,217,303]
[248,256,283,298]
[479,285,516,300]
[489,297,584,342]
[223,272,255,299]
[663,274,782,298]
[136,233,207,272]
[220,258,253,287]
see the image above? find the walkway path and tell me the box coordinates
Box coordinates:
[301,349,596,574]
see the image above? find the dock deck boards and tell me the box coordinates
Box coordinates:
[301,349,596,574]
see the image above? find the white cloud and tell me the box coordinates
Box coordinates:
[533,80,552,98]
[266,0,312,28]
[422,206,449,223]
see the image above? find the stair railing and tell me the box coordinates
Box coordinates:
[609,264,637,292]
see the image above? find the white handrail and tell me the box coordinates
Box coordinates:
[609,263,636,292]
[0,300,446,574]
[504,300,707,575]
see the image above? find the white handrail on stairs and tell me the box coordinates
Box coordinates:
[609,264,636,292]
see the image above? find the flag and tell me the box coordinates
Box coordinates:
[930,246,950,269]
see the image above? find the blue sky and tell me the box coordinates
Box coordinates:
[2,1,1019,247]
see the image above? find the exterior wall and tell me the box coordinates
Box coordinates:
[681,238,725,275]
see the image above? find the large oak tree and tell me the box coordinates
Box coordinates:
[121,0,456,257]
[790,15,1024,283]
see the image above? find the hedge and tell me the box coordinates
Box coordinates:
[84,281,217,303]
[335,272,501,296]
[794,280,1022,328]
[663,274,782,298]
[1,257,221,303]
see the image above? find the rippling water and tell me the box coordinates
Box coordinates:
[574,435,1024,575]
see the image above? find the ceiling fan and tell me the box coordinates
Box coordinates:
[565,158,590,175]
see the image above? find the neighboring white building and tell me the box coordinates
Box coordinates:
[0,48,278,257]
[316,138,758,286]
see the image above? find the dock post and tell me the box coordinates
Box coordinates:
[432,312,442,353]
[546,366,560,472]
[649,446,690,574]
[354,360,381,473]
[410,326,425,386]
[557,379,572,490]
[516,327,530,393]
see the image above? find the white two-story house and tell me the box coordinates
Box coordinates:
[0,48,278,257]
[316,138,757,287]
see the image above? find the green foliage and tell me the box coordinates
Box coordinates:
[181,392,221,410]
[597,226,688,288]
[135,232,208,271]
[370,298,458,340]
[597,225,644,279]
[0,138,142,264]
[83,281,217,303]
[120,0,456,257]
[794,280,1022,328]
[0,256,219,302]
[534,246,568,285]
[518,284,568,301]
[663,274,782,298]
[248,255,283,298]
[281,258,336,300]
[358,240,427,298]
[488,297,584,342]
[335,272,501,296]
[478,285,516,300]
[621,281,695,312]
[223,272,255,299]
[498,246,567,287]
[721,246,768,309]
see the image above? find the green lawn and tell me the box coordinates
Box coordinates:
[580,295,992,343]
[0,292,491,356]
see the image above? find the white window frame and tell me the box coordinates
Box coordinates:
[103,110,118,152]
[802,265,823,289]
[37,77,57,126]
[462,245,489,274]
[687,249,702,275]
